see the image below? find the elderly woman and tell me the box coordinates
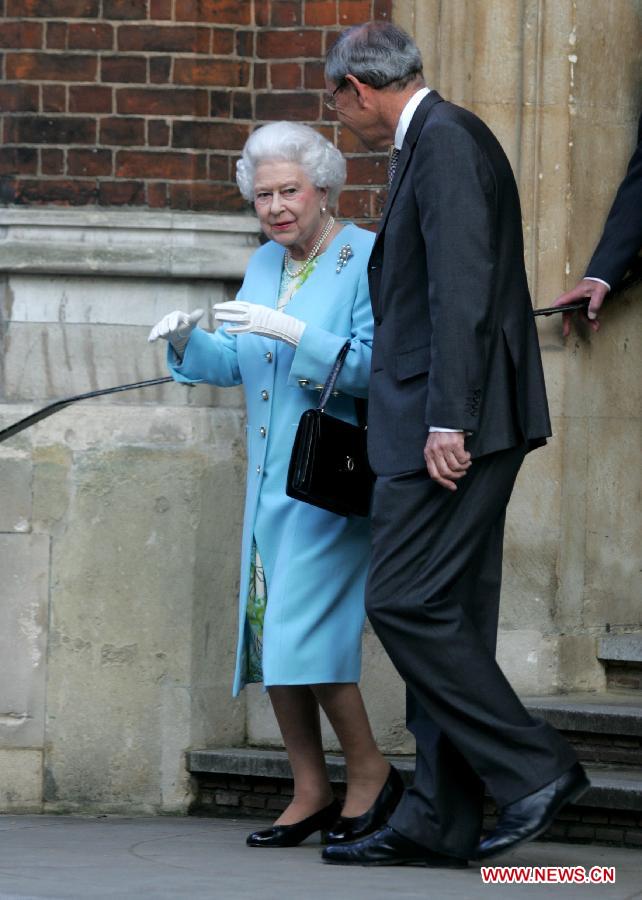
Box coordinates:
[149,122,402,847]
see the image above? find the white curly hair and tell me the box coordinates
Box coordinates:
[236,121,346,207]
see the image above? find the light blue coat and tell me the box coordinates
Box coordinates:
[169,223,375,696]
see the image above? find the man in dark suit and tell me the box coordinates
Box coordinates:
[322,22,589,867]
[553,113,642,335]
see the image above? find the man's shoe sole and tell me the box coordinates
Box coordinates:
[322,856,468,867]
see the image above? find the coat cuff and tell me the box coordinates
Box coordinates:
[167,328,208,383]
[287,324,346,389]
[426,389,482,432]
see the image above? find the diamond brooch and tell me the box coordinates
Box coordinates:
[336,244,353,273]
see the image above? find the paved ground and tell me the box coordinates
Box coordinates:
[0,815,641,900]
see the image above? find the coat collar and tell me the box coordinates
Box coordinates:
[375,90,444,238]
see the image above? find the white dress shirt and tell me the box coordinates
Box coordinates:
[585,276,611,290]
[394,86,431,150]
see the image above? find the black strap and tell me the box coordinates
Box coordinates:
[317,341,367,427]
[534,299,589,317]
[317,341,351,411]
[0,376,173,444]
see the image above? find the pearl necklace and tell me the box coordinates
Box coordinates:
[283,216,335,278]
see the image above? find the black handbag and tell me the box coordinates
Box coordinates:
[286,342,375,517]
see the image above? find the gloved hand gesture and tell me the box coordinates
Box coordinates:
[148,309,204,355]
[213,301,306,347]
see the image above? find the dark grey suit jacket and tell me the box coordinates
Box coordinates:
[366,92,551,476]
[586,113,642,288]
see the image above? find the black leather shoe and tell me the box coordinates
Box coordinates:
[246,799,341,848]
[321,824,468,867]
[476,762,590,860]
[325,765,404,844]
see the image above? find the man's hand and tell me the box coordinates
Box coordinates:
[424,431,472,491]
[552,278,609,337]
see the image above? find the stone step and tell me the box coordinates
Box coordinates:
[187,692,642,845]
[524,692,642,768]
[598,636,642,664]
[187,748,642,813]
[523,691,642,736]
[597,638,642,691]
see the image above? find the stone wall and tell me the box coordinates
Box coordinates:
[394,0,641,696]
[0,210,257,812]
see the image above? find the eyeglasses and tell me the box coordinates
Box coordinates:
[323,81,346,111]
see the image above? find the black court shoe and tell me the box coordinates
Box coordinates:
[246,799,341,848]
[325,765,405,844]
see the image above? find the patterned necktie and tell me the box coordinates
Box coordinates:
[388,146,401,188]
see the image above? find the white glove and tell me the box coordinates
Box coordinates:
[148,308,204,355]
[213,301,306,347]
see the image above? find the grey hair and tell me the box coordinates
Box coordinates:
[325,21,423,90]
[236,121,347,206]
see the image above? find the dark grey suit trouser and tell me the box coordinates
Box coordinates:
[366,445,577,858]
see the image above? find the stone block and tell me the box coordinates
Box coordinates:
[555,415,590,629]
[32,445,72,533]
[0,749,43,811]
[496,629,559,694]
[0,533,49,750]
[360,626,414,754]
[571,8,641,125]
[554,292,641,422]
[557,634,605,693]
[0,454,32,532]
[246,686,283,749]
[586,295,641,421]
[189,451,247,751]
[524,692,642,737]
[501,442,560,632]
[0,209,260,280]
[524,102,578,305]
[36,405,245,813]
[2,322,199,405]
[598,635,642,663]
[2,272,248,409]
[584,417,641,627]
[2,321,243,410]
[5,273,222,328]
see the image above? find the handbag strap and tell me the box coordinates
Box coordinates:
[317,341,368,427]
[317,342,351,411]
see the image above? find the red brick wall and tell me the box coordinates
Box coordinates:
[0,0,392,222]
